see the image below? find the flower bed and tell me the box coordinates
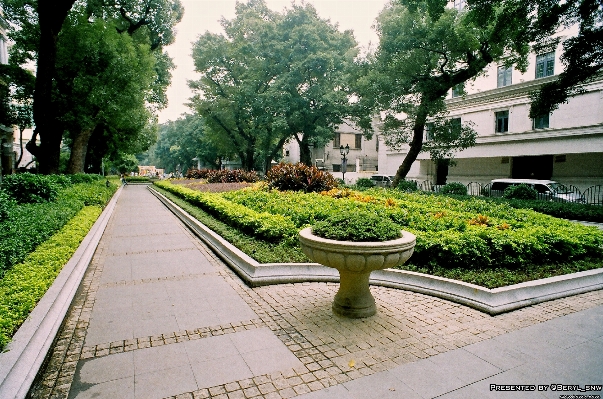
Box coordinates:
[221,186,603,270]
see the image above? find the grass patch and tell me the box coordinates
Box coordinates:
[0,206,102,350]
[152,186,310,263]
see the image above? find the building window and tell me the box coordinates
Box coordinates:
[452,83,464,98]
[424,123,434,141]
[497,65,512,87]
[454,0,465,11]
[535,51,555,79]
[355,134,362,149]
[495,111,509,133]
[376,135,379,151]
[332,164,341,172]
[533,114,549,129]
[333,133,340,148]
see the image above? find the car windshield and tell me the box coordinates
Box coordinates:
[549,182,571,194]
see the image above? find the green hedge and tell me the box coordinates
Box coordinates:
[504,199,603,223]
[223,187,603,269]
[0,179,117,276]
[154,180,297,242]
[0,206,102,350]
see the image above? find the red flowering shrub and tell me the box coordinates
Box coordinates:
[266,163,337,193]
[185,168,259,183]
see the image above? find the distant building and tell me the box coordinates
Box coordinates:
[282,119,380,184]
[138,165,164,177]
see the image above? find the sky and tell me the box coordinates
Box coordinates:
[157,0,390,123]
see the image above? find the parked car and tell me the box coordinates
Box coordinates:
[370,174,395,187]
[489,179,586,203]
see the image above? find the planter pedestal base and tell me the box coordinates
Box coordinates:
[333,271,375,318]
[299,227,416,319]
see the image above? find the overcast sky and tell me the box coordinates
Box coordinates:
[157,0,390,123]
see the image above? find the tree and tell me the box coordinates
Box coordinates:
[54,14,158,174]
[3,0,182,174]
[361,0,532,184]
[151,114,226,172]
[0,64,34,169]
[3,0,77,174]
[189,0,370,172]
[525,0,603,117]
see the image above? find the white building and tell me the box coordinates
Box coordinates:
[379,30,603,192]
[282,120,380,184]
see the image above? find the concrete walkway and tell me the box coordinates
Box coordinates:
[30,185,603,399]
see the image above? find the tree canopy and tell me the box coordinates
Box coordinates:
[189,0,371,172]
[3,0,182,174]
[149,114,226,173]
[360,0,532,184]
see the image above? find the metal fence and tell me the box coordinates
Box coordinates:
[406,181,603,205]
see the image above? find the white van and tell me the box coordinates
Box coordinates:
[490,179,585,203]
[370,175,395,187]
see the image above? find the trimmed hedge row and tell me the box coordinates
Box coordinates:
[0,180,117,276]
[154,180,297,242]
[185,168,259,183]
[504,198,603,223]
[0,206,102,350]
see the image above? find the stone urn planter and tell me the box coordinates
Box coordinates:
[299,227,416,318]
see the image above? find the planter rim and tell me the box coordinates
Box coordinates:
[299,227,416,252]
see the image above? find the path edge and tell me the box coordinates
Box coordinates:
[0,186,122,399]
[149,186,603,316]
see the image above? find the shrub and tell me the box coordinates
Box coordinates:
[153,180,297,242]
[395,180,418,192]
[124,176,151,182]
[503,184,538,200]
[312,211,402,242]
[355,178,375,189]
[266,163,337,193]
[506,200,603,223]
[0,190,16,222]
[62,181,117,207]
[69,173,102,184]
[1,173,59,204]
[48,174,72,187]
[185,168,259,183]
[439,182,467,196]
[0,180,117,275]
[0,206,102,349]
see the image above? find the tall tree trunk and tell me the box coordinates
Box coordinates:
[27,0,76,174]
[392,100,429,187]
[296,133,312,166]
[264,136,290,174]
[66,127,95,174]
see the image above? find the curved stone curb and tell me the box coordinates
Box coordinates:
[148,187,603,315]
[0,187,122,399]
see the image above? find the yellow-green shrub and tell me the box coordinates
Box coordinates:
[0,206,102,350]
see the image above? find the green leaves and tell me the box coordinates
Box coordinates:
[0,178,117,276]
[312,211,401,242]
[0,206,102,350]
[189,0,368,172]
[154,180,298,242]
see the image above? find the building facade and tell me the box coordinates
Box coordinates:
[282,120,380,184]
[379,30,603,192]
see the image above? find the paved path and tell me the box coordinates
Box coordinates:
[30,185,603,399]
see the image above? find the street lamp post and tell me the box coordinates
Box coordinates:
[340,144,349,183]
